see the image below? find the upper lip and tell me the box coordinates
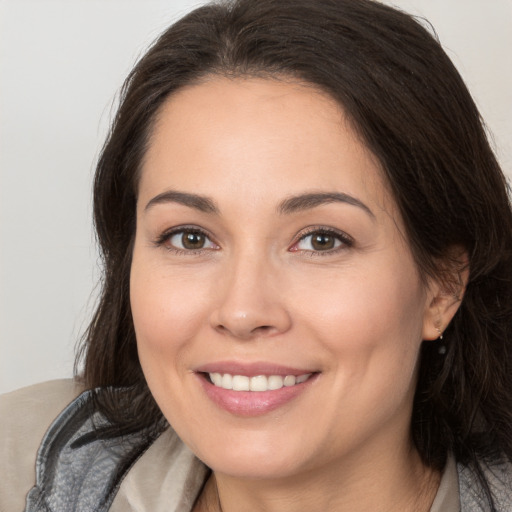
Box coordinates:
[195,361,317,377]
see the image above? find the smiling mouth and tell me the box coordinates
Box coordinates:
[205,372,314,391]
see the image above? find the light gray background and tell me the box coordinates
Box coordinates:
[1,0,511,394]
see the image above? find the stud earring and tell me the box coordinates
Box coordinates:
[436,326,446,355]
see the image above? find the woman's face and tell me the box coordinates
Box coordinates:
[131,77,439,480]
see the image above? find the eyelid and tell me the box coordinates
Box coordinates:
[154,225,219,253]
[290,226,354,253]
[154,224,352,255]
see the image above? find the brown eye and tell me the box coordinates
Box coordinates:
[294,229,350,253]
[167,229,217,251]
[311,233,335,250]
[182,231,205,249]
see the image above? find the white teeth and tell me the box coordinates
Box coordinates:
[250,375,267,391]
[232,375,250,391]
[221,373,233,389]
[296,374,309,384]
[210,372,222,386]
[268,375,284,390]
[283,375,296,387]
[208,372,312,391]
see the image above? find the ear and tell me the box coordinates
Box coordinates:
[422,248,469,340]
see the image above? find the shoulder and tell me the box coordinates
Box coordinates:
[1,381,207,512]
[0,379,84,512]
[458,457,512,512]
[20,384,187,511]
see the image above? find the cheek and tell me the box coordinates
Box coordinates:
[300,265,427,435]
[300,260,425,338]
[297,258,427,385]
[129,256,212,363]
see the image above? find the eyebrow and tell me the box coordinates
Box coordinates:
[144,190,219,214]
[278,192,375,219]
[144,189,374,219]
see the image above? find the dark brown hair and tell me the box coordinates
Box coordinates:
[77,0,512,505]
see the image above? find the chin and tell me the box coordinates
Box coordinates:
[205,453,307,480]
[184,428,319,481]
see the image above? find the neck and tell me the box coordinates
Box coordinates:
[198,442,440,512]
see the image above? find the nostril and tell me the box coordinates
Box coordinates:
[210,302,292,339]
[214,323,275,339]
[253,325,272,333]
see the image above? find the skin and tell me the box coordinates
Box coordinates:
[130,77,463,512]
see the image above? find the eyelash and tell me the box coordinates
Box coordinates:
[154,226,353,256]
[291,227,354,256]
[154,226,218,256]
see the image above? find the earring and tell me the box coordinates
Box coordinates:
[436,326,446,355]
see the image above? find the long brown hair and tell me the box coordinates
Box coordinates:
[77,0,512,506]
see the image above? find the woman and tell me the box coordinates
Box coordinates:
[1,0,511,510]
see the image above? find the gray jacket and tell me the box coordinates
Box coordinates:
[24,389,512,512]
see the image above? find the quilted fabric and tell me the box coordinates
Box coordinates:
[25,390,163,512]
[24,388,512,512]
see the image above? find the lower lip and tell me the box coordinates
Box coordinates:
[197,374,317,417]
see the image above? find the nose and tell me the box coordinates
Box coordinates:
[209,253,292,340]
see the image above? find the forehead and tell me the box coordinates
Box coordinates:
[139,77,393,216]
